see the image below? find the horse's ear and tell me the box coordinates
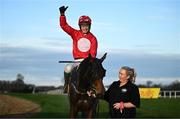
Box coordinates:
[100,53,107,63]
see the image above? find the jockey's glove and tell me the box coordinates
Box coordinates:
[59,6,68,16]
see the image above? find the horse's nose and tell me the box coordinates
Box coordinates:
[93,79,105,98]
[96,88,105,98]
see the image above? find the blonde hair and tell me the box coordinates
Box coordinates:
[121,66,136,83]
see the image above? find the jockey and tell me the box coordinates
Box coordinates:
[59,6,98,93]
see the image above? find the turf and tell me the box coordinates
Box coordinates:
[7,93,180,118]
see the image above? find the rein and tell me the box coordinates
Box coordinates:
[70,83,87,95]
[70,82,97,98]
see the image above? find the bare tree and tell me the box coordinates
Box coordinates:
[146,80,153,87]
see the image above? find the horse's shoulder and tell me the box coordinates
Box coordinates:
[71,66,79,83]
[72,66,78,73]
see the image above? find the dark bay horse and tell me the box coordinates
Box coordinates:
[68,53,107,118]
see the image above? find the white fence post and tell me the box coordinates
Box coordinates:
[161,90,180,98]
[170,91,171,98]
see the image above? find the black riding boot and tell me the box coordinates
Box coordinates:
[63,72,71,93]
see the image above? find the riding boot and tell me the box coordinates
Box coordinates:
[63,72,71,93]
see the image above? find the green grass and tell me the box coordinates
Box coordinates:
[137,98,180,118]
[7,93,180,118]
[8,93,69,118]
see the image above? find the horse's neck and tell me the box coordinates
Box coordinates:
[71,63,92,93]
[77,72,92,92]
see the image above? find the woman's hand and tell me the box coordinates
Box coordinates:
[113,102,124,113]
[113,103,120,110]
[87,90,96,98]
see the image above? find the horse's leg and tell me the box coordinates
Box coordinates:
[81,111,85,118]
[92,101,98,118]
[70,106,78,118]
[86,109,93,118]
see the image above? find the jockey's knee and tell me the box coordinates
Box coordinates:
[64,64,73,73]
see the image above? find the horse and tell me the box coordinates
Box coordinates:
[67,53,107,118]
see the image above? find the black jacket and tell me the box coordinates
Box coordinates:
[104,80,140,118]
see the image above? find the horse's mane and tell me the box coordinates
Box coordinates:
[76,57,95,92]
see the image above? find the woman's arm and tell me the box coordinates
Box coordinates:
[113,102,135,110]
[124,102,136,108]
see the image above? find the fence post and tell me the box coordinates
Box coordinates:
[169,91,171,98]
[164,91,166,98]
[161,90,180,98]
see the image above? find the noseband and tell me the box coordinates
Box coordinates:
[70,78,98,98]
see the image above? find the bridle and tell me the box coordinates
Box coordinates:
[69,78,98,98]
[68,63,100,98]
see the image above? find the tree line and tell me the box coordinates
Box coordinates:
[138,80,180,90]
[0,74,180,93]
[0,74,35,93]
[0,74,57,93]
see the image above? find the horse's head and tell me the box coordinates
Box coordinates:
[77,53,107,98]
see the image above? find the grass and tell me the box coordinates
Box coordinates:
[8,93,69,118]
[7,93,180,118]
[137,98,180,118]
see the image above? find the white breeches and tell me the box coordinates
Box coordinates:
[64,59,84,73]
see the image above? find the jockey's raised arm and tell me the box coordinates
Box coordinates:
[59,6,76,36]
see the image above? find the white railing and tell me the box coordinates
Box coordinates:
[160,90,180,98]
